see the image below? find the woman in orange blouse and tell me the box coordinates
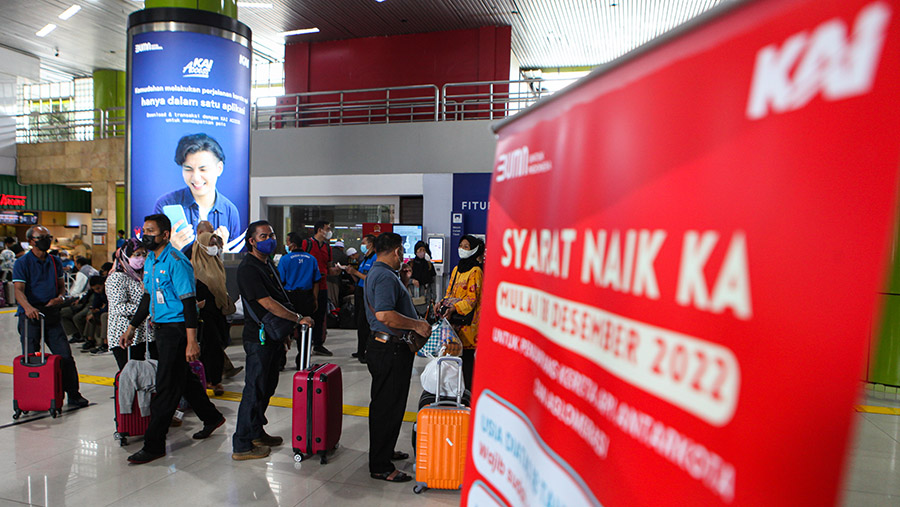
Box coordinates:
[440,235,485,389]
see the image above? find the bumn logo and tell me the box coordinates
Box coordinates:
[183,57,214,78]
[746,2,891,120]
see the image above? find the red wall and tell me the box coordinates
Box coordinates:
[284,26,512,94]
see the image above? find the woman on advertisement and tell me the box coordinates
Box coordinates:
[153,133,244,252]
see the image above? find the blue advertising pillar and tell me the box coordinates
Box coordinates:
[126,8,251,252]
[449,173,492,269]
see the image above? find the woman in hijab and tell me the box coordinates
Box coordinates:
[410,240,436,289]
[439,235,485,389]
[107,238,156,370]
[192,231,236,396]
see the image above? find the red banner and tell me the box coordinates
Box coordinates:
[464,1,900,505]
[362,223,392,237]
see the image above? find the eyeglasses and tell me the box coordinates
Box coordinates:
[34,235,53,241]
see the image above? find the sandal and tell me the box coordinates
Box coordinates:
[213,384,225,397]
[391,451,409,461]
[370,470,412,483]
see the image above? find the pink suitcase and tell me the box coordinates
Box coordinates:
[292,325,343,464]
[13,314,63,419]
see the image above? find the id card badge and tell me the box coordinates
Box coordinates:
[156,290,165,305]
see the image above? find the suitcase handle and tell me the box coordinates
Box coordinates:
[297,324,312,371]
[22,312,47,366]
[433,356,464,407]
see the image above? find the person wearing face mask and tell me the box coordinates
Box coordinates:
[233,220,314,460]
[345,234,377,363]
[12,225,89,408]
[439,235,485,390]
[107,239,157,370]
[278,231,322,370]
[409,240,436,295]
[119,214,225,465]
[364,232,432,483]
[192,232,236,396]
[300,220,336,356]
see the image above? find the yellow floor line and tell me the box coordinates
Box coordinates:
[0,364,416,422]
[0,309,16,314]
[855,405,900,416]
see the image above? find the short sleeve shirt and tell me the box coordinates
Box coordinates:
[356,253,377,288]
[277,251,322,291]
[238,253,293,342]
[364,261,417,335]
[12,251,62,315]
[302,239,331,291]
[143,243,196,323]
[153,188,242,253]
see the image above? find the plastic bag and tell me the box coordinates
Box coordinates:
[417,318,462,358]
[420,356,465,398]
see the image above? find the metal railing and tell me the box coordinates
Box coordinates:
[14,107,125,144]
[12,79,571,143]
[253,84,440,130]
[441,79,559,121]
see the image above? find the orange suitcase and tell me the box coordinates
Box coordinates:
[414,356,470,495]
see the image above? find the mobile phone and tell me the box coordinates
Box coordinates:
[162,205,190,233]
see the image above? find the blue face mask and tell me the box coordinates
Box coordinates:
[360,244,368,254]
[255,238,277,255]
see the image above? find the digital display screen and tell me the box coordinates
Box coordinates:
[394,225,423,262]
[129,28,251,252]
[428,236,444,264]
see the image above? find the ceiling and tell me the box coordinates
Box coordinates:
[0,0,730,82]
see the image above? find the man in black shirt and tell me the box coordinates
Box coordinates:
[233,220,313,461]
[364,232,431,483]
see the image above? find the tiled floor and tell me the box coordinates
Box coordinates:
[0,309,896,506]
[0,312,455,506]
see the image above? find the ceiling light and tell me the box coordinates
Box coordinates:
[280,28,320,37]
[237,1,274,7]
[35,24,57,37]
[58,5,81,20]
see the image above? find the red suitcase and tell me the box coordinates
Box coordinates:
[13,313,64,419]
[292,325,343,464]
[114,341,154,446]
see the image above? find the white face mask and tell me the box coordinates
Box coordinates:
[204,245,219,257]
[325,230,333,240]
[459,247,475,259]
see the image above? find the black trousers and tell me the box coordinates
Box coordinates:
[354,286,371,359]
[143,324,222,455]
[312,289,328,346]
[366,337,414,474]
[112,341,159,371]
[233,338,285,452]
[289,289,316,369]
[462,348,476,391]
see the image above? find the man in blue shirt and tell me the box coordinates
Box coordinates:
[13,225,89,408]
[279,232,321,371]
[120,213,225,465]
[346,234,377,363]
[153,133,243,253]
[364,232,431,483]
[115,230,126,250]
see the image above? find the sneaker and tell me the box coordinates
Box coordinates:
[90,345,109,355]
[232,445,271,461]
[68,334,84,344]
[252,432,283,447]
[67,395,89,408]
[127,449,165,464]
[313,345,333,357]
[351,352,359,358]
[192,416,226,439]
[80,340,96,351]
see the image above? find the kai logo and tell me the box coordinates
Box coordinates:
[239,54,250,68]
[183,57,214,78]
[746,2,891,120]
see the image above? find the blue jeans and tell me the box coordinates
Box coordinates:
[232,338,285,452]
[18,315,80,398]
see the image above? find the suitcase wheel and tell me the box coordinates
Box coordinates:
[12,409,20,420]
[49,409,59,419]
[294,453,304,463]
[414,484,427,495]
